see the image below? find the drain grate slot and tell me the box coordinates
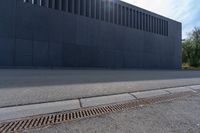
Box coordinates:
[0,91,197,133]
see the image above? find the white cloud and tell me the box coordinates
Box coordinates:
[121,0,200,39]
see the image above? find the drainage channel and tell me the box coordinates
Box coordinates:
[0,91,197,133]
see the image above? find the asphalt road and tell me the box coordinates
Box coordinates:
[25,95,200,133]
[0,69,200,107]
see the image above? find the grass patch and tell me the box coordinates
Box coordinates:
[182,63,200,70]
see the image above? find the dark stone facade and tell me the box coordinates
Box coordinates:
[0,0,182,69]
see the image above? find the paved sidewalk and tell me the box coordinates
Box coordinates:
[0,85,199,122]
[26,95,200,133]
[0,69,200,108]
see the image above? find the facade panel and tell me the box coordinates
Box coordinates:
[0,37,15,66]
[0,0,182,69]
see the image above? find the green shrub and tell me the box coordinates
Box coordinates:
[182,27,200,67]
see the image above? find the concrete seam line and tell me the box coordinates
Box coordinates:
[129,93,138,99]
[164,90,173,94]
[78,99,83,108]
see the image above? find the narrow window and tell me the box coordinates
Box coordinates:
[91,0,95,18]
[118,4,121,24]
[157,18,159,34]
[149,15,151,32]
[80,0,84,16]
[49,0,53,8]
[110,1,114,23]
[101,0,105,20]
[148,15,150,32]
[143,13,146,31]
[164,20,166,35]
[161,19,162,35]
[32,0,37,4]
[150,16,153,32]
[160,19,162,35]
[154,17,157,33]
[126,7,129,27]
[162,20,164,35]
[96,0,100,19]
[86,0,89,17]
[114,3,117,24]
[159,19,161,34]
[74,0,79,14]
[130,9,132,28]
[146,14,149,31]
[24,0,30,3]
[40,0,46,6]
[148,15,151,32]
[161,20,163,35]
[61,0,66,11]
[166,21,168,36]
[156,18,158,34]
[122,6,125,26]
[152,16,155,33]
[133,10,135,28]
[68,0,72,12]
[153,17,155,33]
[155,18,157,34]
[163,20,165,35]
[136,11,139,29]
[105,0,109,22]
[158,19,160,34]
[140,12,142,30]
[152,16,154,33]
[55,0,60,10]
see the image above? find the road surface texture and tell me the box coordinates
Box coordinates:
[0,69,200,107]
[25,95,200,133]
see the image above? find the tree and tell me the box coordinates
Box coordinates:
[182,40,191,64]
[191,27,200,66]
[182,27,200,67]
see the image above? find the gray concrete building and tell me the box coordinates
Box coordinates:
[0,0,181,69]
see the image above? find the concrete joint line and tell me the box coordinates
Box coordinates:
[129,93,138,99]
[78,99,83,108]
[164,90,172,94]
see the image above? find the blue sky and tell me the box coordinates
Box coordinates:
[122,0,200,39]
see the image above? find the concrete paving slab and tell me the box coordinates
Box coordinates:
[0,100,80,121]
[81,94,135,107]
[131,90,169,99]
[189,85,200,90]
[164,87,193,93]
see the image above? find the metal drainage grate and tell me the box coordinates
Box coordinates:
[0,91,197,133]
